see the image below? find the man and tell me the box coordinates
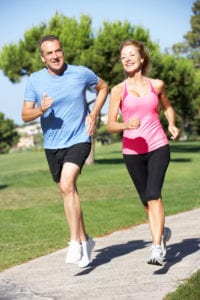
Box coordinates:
[22,35,108,268]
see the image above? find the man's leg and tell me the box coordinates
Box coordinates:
[58,162,87,242]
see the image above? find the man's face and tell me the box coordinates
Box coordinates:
[40,39,65,75]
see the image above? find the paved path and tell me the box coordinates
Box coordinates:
[0,208,200,300]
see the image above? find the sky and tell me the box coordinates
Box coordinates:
[0,0,195,125]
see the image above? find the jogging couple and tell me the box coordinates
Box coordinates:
[22,36,179,267]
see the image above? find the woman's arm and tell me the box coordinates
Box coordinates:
[155,79,179,140]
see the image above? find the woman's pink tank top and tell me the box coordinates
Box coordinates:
[120,79,169,154]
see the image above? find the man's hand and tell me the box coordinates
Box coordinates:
[40,93,54,113]
[85,114,96,136]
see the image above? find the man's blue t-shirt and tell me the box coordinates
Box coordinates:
[24,64,99,149]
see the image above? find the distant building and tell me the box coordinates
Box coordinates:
[16,122,42,136]
[14,122,42,150]
[16,135,35,149]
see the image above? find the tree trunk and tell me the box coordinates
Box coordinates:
[85,136,95,165]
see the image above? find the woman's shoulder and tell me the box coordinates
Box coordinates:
[111,81,124,93]
[110,81,125,102]
[148,78,164,88]
[147,77,165,94]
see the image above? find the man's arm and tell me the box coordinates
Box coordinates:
[22,101,43,122]
[22,94,54,122]
[85,78,108,135]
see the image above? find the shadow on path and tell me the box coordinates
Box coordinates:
[75,239,150,276]
[154,238,200,275]
[75,237,200,276]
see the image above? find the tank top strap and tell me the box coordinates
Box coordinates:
[122,80,128,99]
[147,79,157,95]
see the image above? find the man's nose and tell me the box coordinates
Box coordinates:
[52,52,59,58]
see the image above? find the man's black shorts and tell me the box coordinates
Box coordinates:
[45,142,91,183]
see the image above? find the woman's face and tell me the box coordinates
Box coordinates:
[120,45,144,75]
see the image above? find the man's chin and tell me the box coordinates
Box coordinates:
[49,64,65,75]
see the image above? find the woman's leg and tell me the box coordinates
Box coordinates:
[145,145,170,246]
[145,199,165,245]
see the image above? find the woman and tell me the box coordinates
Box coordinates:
[107,39,179,266]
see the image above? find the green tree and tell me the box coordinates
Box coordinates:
[184,0,200,47]
[184,0,200,67]
[0,25,46,82]
[171,1,200,137]
[0,14,160,86]
[46,13,94,65]
[0,113,19,154]
[0,14,93,82]
[172,0,200,67]
[153,54,200,136]
[191,69,200,135]
[78,20,160,87]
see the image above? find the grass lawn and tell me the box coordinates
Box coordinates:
[0,140,200,298]
[166,269,200,300]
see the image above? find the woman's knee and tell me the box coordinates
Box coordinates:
[147,197,162,207]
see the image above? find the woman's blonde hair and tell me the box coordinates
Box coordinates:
[119,39,151,75]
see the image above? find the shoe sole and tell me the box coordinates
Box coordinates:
[65,258,81,264]
[147,259,164,266]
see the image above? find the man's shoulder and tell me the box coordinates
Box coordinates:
[67,64,92,74]
[30,68,47,79]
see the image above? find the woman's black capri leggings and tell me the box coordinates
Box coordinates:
[123,144,170,206]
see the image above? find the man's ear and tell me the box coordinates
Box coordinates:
[41,55,45,63]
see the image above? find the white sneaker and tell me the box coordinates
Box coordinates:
[147,244,164,266]
[65,240,82,264]
[78,237,95,268]
[161,227,172,258]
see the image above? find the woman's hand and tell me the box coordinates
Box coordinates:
[125,118,140,130]
[168,125,179,140]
